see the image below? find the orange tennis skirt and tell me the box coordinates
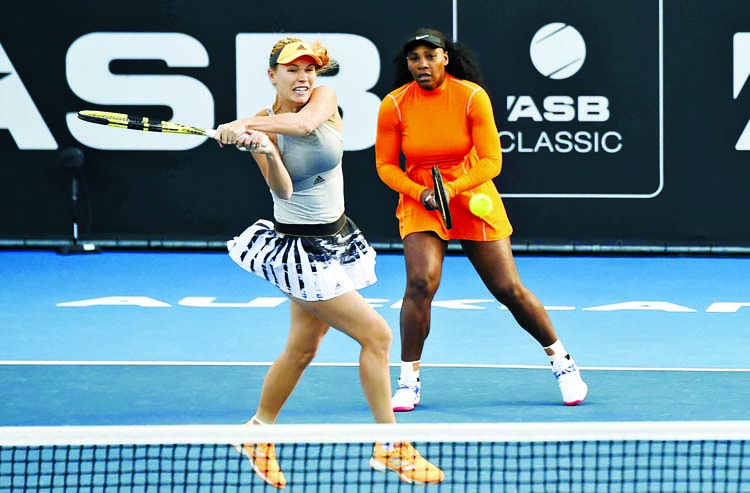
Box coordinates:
[396,163,513,241]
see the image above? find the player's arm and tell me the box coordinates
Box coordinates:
[217,86,338,143]
[444,88,502,196]
[235,109,293,199]
[375,96,429,202]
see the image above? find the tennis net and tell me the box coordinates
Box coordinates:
[1,421,749,492]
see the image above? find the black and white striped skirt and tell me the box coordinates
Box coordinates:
[227,216,377,301]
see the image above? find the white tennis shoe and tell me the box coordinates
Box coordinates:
[392,379,420,412]
[552,356,588,406]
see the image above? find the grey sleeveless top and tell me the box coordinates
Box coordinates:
[268,108,345,224]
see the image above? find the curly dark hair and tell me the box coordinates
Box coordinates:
[392,29,485,89]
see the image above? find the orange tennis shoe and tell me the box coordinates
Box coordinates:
[369,442,445,484]
[234,442,287,489]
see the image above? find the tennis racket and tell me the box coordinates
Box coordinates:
[431,166,453,230]
[77,110,218,138]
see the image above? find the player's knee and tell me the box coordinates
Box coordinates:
[374,320,393,351]
[404,276,438,302]
[491,278,526,305]
[285,346,319,368]
[363,318,393,355]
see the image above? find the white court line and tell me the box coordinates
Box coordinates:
[0,361,749,372]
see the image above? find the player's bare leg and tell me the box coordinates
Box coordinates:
[462,237,588,405]
[293,291,395,423]
[394,232,447,411]
[295,291,444,483]
[254,301,330,423]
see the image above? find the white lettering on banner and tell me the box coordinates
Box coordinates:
[500,130,622,153]
[236,33,381,151]
[504,94,619,154]
[502,23,624,157]
[543,96,575,121]
[733,33,750,151]
[577,96,610,122]
[506,96,544,121]
[65,33,214,151]
[0,42,57,150]
[55,297,750,313]
[506,95,610,123]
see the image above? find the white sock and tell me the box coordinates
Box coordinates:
[544,340,570,363]
[250,415,269,425]
[399,361,420,384]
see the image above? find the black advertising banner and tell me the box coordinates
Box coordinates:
[0,0,749,250]
[461,0,661,198]
[0,0,451,244]
[463,0,750,248]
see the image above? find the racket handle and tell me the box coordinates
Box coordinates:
[205,128,247,151]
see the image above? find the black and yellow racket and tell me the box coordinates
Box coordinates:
[431,165,452,230]
[77,110,218,138]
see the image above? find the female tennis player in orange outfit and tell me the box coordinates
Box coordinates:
[216,37,443,487]
[375,28,588,412]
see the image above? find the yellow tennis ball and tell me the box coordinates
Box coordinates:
[469,193,493,217]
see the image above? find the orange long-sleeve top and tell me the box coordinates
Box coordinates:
[375,74,502,201]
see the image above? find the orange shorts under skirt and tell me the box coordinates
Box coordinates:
[396,165,513,241]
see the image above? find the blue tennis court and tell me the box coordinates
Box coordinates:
[2,250,749,425]
[1,250,749,491]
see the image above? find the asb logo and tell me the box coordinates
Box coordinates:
[529,23,586,80]
[496,1,663,199]
[502,22,620,156]
[734,33,750,151]
[0,32,381,152]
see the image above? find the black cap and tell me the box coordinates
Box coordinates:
[403,29,446,52]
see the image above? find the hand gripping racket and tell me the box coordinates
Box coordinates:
[77,110,219,138]
[431,166,452,230]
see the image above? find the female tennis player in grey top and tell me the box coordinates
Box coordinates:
[215,37,443,488]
